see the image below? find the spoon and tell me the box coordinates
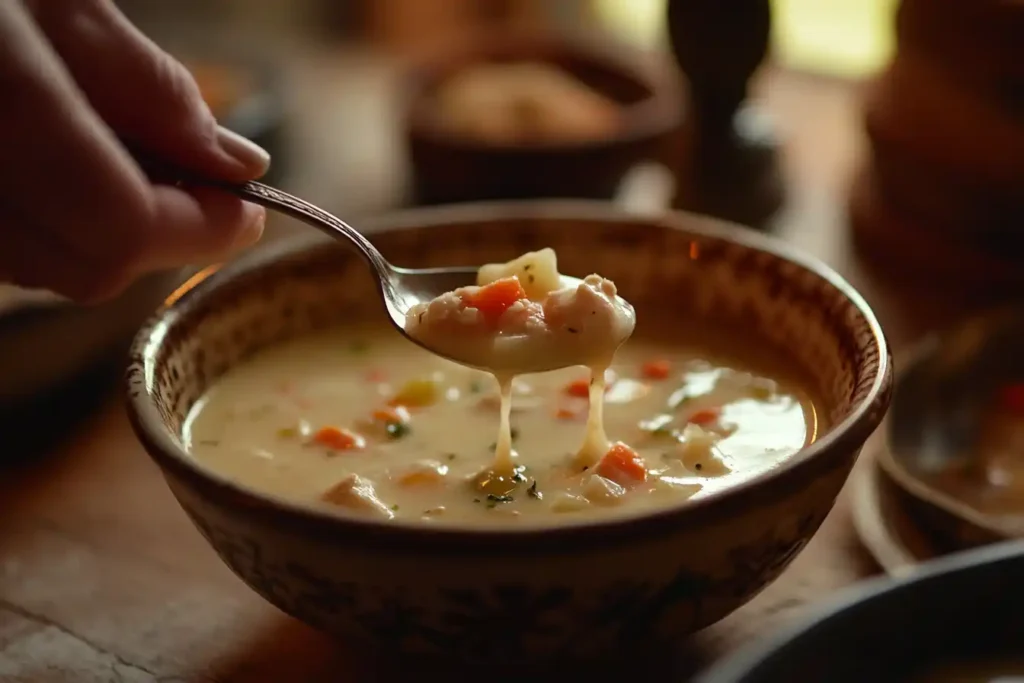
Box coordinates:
[137,154,479,356]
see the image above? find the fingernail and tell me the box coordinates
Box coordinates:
[234,205,266,249]
[216,126,271,177]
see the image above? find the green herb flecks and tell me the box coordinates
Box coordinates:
[526,481,542,500]
[486,494,514,509]
[639,413,675,436]
[385,421,411,440]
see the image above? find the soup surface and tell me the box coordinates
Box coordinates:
[184,324,818,526]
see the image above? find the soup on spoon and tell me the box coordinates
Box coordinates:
[404,248,636,483]
[184,248,816,525]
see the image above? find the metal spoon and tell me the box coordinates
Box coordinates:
[137,154,478,355]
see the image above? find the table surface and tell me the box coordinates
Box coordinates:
[0,55,957,682]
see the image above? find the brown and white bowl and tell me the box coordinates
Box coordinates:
[125,201,891,664]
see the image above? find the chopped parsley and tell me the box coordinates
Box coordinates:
[486,493,514,509]
[349,340,369,354]
[527,481,543,500]
[639,414,675,436]
[510,427,520,441]
[385,421,411,439]
[197,439,220,446]
[446,453,457,461]
[390,504,400,511]
[468,380,483,394]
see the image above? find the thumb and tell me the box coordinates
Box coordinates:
[29,0,270,182]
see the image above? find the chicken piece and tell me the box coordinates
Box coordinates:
[670,424,731,476]
[582,474,627,506]
[321,474,394,519]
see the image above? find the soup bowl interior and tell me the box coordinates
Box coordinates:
[127,201,890,662]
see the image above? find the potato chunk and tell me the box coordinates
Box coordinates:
[477,248,561,300]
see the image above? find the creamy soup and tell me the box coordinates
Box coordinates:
[184,324,817,526]
[430,62,622,145]
[405,248,636,479]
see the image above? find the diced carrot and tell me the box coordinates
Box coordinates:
[463,277,527,326]
[688,408,721,426]
[564,379,592,398]
[999,384,1024,414]
[596,442,648,486]
[311,426,365,451]
[641,359,671,380]
[554,407,580,420]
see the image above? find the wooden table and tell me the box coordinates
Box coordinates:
[0,62,944,682]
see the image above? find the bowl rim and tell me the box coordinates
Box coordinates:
[401,30,684,152]
[692,538,1024,683]
[877,311,1024,541]
[126,200,892,554]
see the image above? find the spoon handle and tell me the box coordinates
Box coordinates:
[132,149,394,279]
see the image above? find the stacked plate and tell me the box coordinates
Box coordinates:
[850,307,1024,575]
[849,0,1024,296]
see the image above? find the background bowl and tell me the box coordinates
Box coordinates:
[696,539,1024,683]
[126,201,890,665]
[403,33,683,205]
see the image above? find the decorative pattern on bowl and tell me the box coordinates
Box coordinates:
[126,201,892,662]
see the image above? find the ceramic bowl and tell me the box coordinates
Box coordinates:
[402,33,683,205]
[696,539,1024,683]
[125,201,891,664]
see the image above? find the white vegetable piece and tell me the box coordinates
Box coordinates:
[477,248,562,300]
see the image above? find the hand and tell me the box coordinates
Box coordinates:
[0,0,270,303]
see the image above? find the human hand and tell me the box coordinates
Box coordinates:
[0,0,270,303]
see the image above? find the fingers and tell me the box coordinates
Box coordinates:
[0,207,128,304]
[0,2,267,303]
[145,185,265,271]
[27,0,270,182]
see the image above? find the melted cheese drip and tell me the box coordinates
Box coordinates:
[492,375,517,473]
[406,249,636,477]
[577,365,611,467]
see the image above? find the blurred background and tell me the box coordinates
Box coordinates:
[114,0,896,227]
